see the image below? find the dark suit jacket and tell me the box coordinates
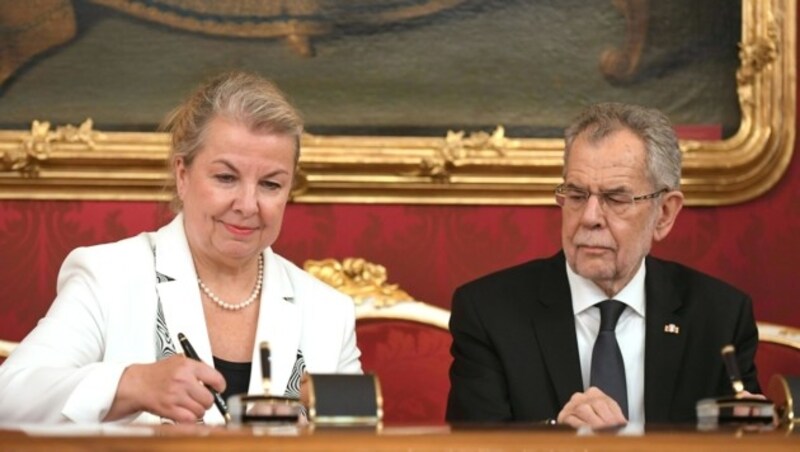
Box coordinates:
[446,251,760,424]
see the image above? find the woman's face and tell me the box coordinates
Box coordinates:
[175,115,296,267]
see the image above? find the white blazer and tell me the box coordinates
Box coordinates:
[0,215,361,424]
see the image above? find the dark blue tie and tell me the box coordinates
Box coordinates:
[590,299,628,418]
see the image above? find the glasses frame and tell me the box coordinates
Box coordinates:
[554,184,669,214]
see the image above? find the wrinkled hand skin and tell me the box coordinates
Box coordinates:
[106,354,226,423]
[557,386,628,429]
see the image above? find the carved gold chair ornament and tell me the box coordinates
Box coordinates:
[303,258,450,330]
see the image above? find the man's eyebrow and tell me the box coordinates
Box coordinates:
[562,183,632,193]
[600,186,630,193]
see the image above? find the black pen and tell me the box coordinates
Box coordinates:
[177,332,232,424]
[721,344,745,398]
[260,341,271,394]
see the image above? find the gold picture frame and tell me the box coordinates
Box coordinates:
[0,0,794,206]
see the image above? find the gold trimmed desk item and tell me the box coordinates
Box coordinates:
[306,374,383,426]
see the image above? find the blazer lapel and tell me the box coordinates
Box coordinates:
[530,252,583,408]
[643,256,687,423]
[249,248,301,396]
[149,215,224,424]
[153,215,212,365]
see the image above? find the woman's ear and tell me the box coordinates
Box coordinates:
[174,157,188,200]
[653,190,684,242]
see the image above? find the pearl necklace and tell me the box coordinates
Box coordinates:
[197,255,263,311]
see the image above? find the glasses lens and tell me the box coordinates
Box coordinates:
[603,193,634,214]
[555,188,584,209]
[556,185,664,214]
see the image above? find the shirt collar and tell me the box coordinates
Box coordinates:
[566,258,647,318]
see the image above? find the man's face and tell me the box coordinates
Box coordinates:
[561,128,681,295]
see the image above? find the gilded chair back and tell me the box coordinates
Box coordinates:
[756,321,800,391]
[305,258,452,424]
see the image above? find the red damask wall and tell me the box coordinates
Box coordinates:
[3,18,800,342]
[1,148,799,341]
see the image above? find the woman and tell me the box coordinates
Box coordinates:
[0,71,362,424]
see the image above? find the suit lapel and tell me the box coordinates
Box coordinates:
[643,256,687,423]
[152,215,225,423]
[530,252,583,408]
[249,249,301,396]
[153,215,213,365]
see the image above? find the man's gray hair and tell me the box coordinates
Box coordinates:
[564,102,682,190]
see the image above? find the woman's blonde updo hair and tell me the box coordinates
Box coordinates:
[162,71,303,211]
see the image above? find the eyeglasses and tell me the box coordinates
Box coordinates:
[555,184,668,215]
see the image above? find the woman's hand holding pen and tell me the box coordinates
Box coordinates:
[105,354,226,423]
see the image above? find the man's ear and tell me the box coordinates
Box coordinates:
[653,190,684,242]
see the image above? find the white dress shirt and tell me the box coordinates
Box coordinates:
[567,260,646,424]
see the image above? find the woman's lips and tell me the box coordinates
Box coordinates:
[224,222,258,236]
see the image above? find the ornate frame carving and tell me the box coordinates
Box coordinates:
[0,0,794,205]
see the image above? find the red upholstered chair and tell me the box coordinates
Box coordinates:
[755,322,800,391]
[355,301,451,424]
[305,258,452,424]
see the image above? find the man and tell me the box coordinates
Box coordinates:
[446,102,760,428]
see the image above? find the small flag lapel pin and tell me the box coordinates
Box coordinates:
[664,323,680,334]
